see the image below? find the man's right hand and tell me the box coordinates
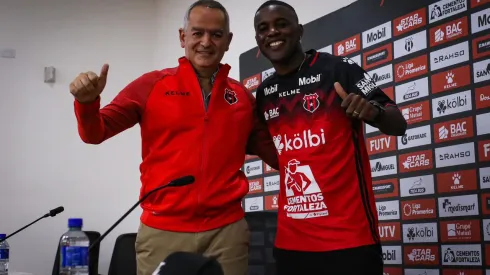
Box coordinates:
[70,64,109,104]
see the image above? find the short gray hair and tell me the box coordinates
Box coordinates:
[183,0,230,31]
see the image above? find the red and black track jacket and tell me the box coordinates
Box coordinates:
[74,57,278,232]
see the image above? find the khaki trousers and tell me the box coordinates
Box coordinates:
[135,218,250,275]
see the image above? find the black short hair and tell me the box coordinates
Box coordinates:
[256,0,298,22]
[184,0,230,31]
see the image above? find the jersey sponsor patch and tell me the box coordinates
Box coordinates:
[355,72,378,96]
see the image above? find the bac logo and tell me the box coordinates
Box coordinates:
[334,34,361,56]
[433,116,474,144]
[429,16,468,47]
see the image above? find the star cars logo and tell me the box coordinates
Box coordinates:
[393,8,426,36]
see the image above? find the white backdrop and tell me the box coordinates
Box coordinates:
[0,0,356,274]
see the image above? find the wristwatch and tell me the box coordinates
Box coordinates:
[369,100,386,122]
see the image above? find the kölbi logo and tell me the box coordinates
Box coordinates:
[273,129,325,155]
[403,223,437,243]
[433,90,472,118]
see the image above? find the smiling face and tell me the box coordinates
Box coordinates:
[254,4,303,63]
[179,5,233,70]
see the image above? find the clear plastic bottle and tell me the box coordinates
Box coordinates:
[59,218,89,275]
[0,234,9,275]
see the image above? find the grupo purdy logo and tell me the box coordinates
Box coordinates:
[435,142,475,168]
[438,194,479,218]
[429,0,467,24]
[432,90,472,119]
[362,21,391,49]
[400,174,435,197]
[394,30,427,59]
[473,58,490,83]
[471,7,490,34]
[430,41,469,71]
[273,129,325,155]
[441,244,482,266]
[395,77,429,104]
[370,155,397,177]
[402,222,438,243]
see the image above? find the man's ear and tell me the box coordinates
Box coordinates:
[179,28,185,48]
[225,32,233,51]
[298,24,304,40]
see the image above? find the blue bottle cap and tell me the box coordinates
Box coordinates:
[68,218,83,228]
[0,234,5,239]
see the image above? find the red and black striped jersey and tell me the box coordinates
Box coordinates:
[255,49,397,252]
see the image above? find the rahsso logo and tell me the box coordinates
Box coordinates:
[435,142,475,168]
[430,41,469,71]
[273,129,325,155]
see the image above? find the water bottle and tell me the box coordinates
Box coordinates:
[59,218,89,275]
[0,234,9,275]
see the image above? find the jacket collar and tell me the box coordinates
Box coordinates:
[177,56,231,81]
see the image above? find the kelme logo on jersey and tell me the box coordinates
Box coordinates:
[273,129,326,155]
[355,73,378,96]
[299,74,321,86]
[264,84,278,96]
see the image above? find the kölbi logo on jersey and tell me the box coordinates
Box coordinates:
[273,129,325,155]
[299,74,321,86]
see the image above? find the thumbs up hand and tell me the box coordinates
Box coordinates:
[334,82,378,121]
[70,64,109,104]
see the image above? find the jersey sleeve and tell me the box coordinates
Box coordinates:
[335,57,396,107]
[74,72,160,144]
[244,86,279,171]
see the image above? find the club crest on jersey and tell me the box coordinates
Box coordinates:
[224,88,238,105]
[303,93,320,113]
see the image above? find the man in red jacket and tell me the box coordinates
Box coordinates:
[69,1,277,275]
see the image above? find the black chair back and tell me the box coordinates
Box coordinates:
[51,230,101,275]
[107,233,137,275]
[245,211,278,275]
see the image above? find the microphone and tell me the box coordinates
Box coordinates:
[88,175,195,252]
[0,206,65,242]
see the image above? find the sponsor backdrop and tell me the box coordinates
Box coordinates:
[239,0,490,274]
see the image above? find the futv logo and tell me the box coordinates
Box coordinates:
[273,129,326,155]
